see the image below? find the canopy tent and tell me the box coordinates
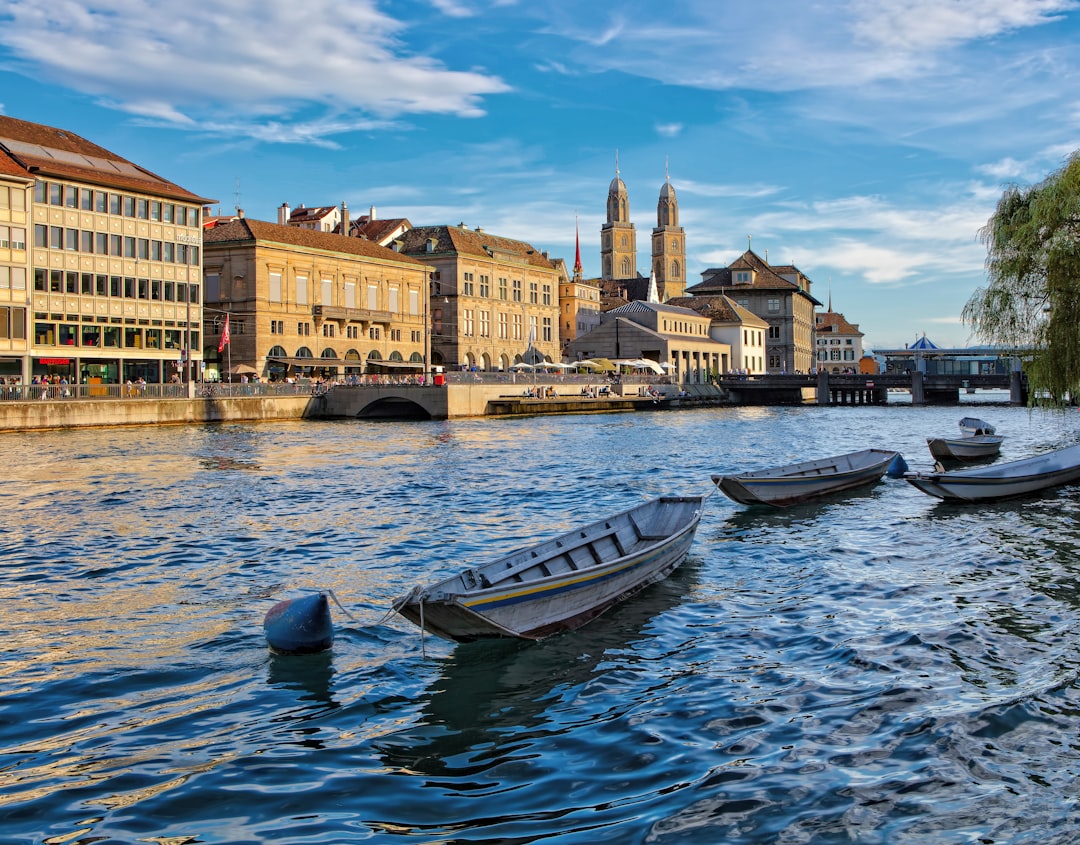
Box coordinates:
[614,358,664,374]
[576,358,617,372]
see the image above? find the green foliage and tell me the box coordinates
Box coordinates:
[964,153,1080,404]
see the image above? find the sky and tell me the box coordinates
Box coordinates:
[1,0,1079,351]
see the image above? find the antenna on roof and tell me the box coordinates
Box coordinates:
[234,177,241,215]
[665,156,670,182]
[615,149,620,177]
[747,234,751,251]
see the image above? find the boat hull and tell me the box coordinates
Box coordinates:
[905,443,1080,502]
[394,496,705,643]
[712,449,899,507]
[926,435,1003,462]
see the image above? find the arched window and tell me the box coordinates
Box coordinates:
[621,257,631,277]
[671,260,681,278]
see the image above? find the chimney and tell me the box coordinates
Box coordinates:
[341,201,349,236]
[237,208,245,219]
[369,205,377,221]
[278,202,290,225]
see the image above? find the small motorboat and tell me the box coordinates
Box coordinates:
[905,443,1080,502]
[927,417,1004,462]
[713,448,905,508]
[393,494,707,643]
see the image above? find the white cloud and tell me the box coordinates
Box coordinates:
[0,0,509,140]
[655,122,683,138]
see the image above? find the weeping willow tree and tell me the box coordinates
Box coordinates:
[963,152,1080,405]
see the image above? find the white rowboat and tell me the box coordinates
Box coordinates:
[926,417,1004,462]
[393,494,707,642]
[905,443,1080,502]
[712,448,902,508]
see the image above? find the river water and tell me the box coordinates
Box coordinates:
[3,402,1080,844]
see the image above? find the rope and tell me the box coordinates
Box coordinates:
[324,589,358,622]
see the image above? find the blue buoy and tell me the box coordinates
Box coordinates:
[886,453,909,478]
[264,593,333,654]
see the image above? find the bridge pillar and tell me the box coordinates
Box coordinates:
[911,371,925,404]
[1010,370,1027,405]
[816,370,831,405]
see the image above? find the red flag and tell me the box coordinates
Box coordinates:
[218,314,230,353]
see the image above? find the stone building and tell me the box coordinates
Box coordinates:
[202,217,430,380]
[598,163,687,302]
[815,307,865,372]
[393,223,561,371]
[567,300,730,383]
[667,294,768,375]
[689,249,821,374]
[0,114,213,388]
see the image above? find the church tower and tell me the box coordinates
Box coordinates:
[600,154,637,279]
[651,163,685,300]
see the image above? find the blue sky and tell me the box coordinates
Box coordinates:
[2,0,1079,351]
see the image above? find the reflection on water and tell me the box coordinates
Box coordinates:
[3,407,1080,843]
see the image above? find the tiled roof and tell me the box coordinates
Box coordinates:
[395,224,558,270]
[289,206,337,224]
[351,217,410,243]
[0,149,31,178]
[606,300,701,318]
[0,114,214,203]
[597,276,650,303]
[203,218,427,266]
[815,310,863,336]
[691,250,821,305]
[667,294,769,327]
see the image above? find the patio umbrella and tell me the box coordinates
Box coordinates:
[228,364,259,375]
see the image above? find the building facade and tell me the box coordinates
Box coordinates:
[689,249,821,374]
[394,224,561,370]
[202,217,430,380]
[598,166,687,303]
[815,309,865,372]
[567,300,730,383]
[651,175,686,300]
[0,158,32,380]
[667,294,767,374]
[0,115,213,389]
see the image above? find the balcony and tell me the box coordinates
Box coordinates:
[312,305,393,323]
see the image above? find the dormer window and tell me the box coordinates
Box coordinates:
[733,270,753,285]
[426,237,438,253]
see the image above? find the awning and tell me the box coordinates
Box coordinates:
[268,356,354,367]
[577,358,616,372]
[366,360,422,369]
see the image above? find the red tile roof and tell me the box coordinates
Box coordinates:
[396,224,559,270]
[0,114,214,203]
[203,217,428,266]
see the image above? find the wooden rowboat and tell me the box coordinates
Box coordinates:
[712,448,904,508]
[926,417,1003,462]
[392,494,707,643]
[905,443,1080,502]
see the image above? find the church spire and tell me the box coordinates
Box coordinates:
[573,215,582,278]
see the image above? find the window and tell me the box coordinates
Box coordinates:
[498,277,508,300]
[768,325,780,340]
[321,278,333,306]
[269,272,282,303]
[367,283,378,310]
[296,275,308,305]
[767,298,780,312]
[479,275,489,298]
[345,282,356,309]
[462,272,474,296]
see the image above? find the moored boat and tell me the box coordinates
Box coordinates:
[927,417,1004,462]
[712,448,904,508]
[905,443,1080,502]
[393,494,707,643]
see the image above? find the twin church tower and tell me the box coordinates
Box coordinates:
[599,158,686,301]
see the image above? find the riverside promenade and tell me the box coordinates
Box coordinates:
[0,370,1028,432]
[0,374,717,431]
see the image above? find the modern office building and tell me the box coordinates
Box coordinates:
[0,115,214,388]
